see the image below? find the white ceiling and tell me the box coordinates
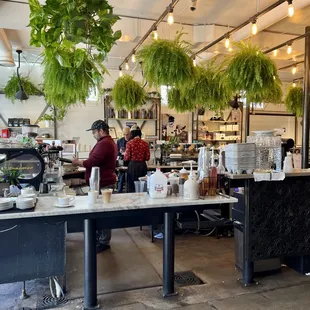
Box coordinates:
[0,0,310,83]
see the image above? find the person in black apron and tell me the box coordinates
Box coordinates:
[124,125,150,193]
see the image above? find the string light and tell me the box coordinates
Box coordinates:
[292,65,297,75]
[125,62,129,70]
[131,53,136,63]
[251,18,258,35]
[225,36,230,49]
[228,47,233,52]
[152,27,158,40]
[119,68,123,77]
[293,82,296,87]
[167,8,174,25]
[273,49,278,57]
[193,58,197,67]
[287,43,292,54]
[288,0,294,17]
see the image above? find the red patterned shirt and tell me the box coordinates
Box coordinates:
[124,137,150,162]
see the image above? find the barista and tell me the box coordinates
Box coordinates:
[124,125,150,192]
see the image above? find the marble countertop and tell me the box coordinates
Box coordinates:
[226,169,310,179]
[0,194,237,221]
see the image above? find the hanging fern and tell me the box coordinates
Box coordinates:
[137,32,195,88]
[285,85,303,117]
[168,88,196,113]
[226,41,282,102]
[3,73,43,103]
[42,48,105,109]
[112,74,146,111]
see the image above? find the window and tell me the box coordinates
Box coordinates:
[160,85,171,106]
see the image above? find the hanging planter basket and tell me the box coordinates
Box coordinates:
[285,85,303,117]
[226,41,282,103]
[137,32,195,88]
[112,74,147,111]
[168,88,196,113]
[3,73,43,103]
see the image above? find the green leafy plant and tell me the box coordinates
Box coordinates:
[137,32,195,88]
[168,88,196,113]
[39,114,54,122]
[28,0,121,109]
[3,73,43,103]
[285,85,303,117]
[112,75,147,111]
[226,41,282,103]
[0,167,23,186]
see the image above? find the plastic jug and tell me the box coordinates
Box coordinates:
[149,168,168,199]
[183,160,199,200]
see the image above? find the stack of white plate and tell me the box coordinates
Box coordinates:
[16,198,35,210]
[0,199,14,211]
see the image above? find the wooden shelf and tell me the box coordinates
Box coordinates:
[194,120,240,123]
[108,118,158,121]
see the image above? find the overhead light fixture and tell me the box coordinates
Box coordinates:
[228,47,233,52]
[273,75,276,80]
[287,43,292,54]
[119,68,123,77]
[152,26,158,40]
[190,0,198,11]
[15,50,29,101]
[292,65,297,75]
[125,62,129,70]
[251,18,258,35]
[193,57,197,67]
[273,49,278,57]
[167,8,174,25]
[225,35,230,49]
[293,82,296,87]
[131,53,136,63]
[288,0,294,17]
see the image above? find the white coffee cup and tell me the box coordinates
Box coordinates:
[88,190,98,205]
[58,195,75,206]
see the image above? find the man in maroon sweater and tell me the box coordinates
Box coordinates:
[72,120,117,253]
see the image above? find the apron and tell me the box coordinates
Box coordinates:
[127,161,147,193]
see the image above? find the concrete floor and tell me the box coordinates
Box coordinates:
[1,227,310,310]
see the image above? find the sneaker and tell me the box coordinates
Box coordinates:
[154,232,163,239]
[96,244,110,253]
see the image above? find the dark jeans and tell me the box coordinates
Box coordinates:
[96,184,115,246]
[127,161,147,193]
[117,172,126,193]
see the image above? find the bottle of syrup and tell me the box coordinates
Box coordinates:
[208,147,217,196]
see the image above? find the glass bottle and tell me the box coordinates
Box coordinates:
[208,147,217,196]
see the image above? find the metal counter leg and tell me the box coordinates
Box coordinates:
[162,212,177,297]
[84,219,98,309]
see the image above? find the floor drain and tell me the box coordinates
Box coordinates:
[174,271,203,287]
[37,294,68,309]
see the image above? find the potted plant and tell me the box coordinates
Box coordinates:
[0,167,23,195]
[137,32,195,88]
[226,41,282,103]
[285,85,303,117]
[112,75,147,111]
[28,0,121,110]
[3,73,43,103]
[39,114,54,128]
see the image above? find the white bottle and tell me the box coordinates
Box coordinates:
[283,152,294,173]
[149,168,168,199]
[183,160,199,200]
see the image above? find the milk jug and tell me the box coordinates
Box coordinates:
[149,168,168,198]
[283,152,294,173]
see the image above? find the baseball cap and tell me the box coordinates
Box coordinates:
[86,120,109,132]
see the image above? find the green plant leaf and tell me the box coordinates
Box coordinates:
[112,74,147,111]
[285,85,303,117]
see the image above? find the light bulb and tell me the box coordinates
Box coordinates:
[273,49,278,57]
[193,58,196,67]
[288,1,294,17]
[167,11,174,25]
[119,69,123,77]
[225,37,230,49]
[287,44,292,54]
[125,62,129,70]
[252,21,258,35]
[293,82,296,87]
[292,65,297,75]
[153,29,158,40]
[131,53,136,63]
[273,75,276,80]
